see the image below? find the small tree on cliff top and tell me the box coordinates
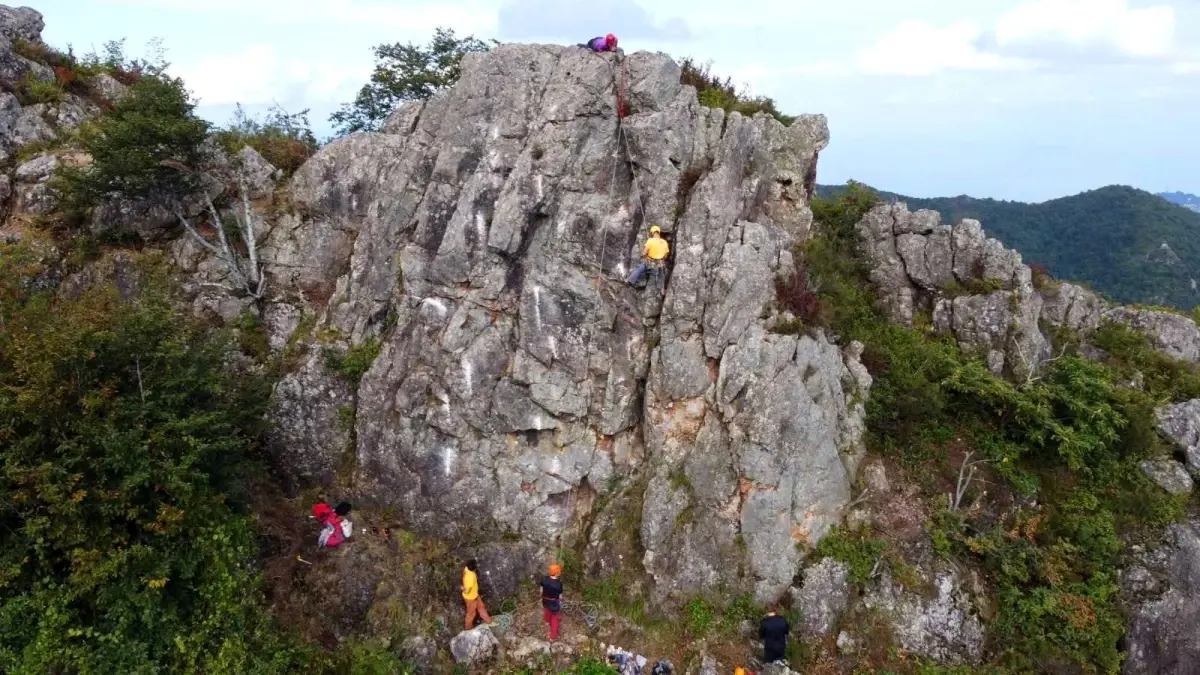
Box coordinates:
[330,27,494,135]
[56,75,270,298]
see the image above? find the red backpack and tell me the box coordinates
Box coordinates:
[313,502,348,548]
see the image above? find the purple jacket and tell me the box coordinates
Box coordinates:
[586,36,613,52]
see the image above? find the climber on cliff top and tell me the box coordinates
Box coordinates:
[579,33,618,52]
[627,225,669,295]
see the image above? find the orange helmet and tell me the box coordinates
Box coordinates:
[548,563,562,576]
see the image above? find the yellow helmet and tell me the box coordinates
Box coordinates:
[649,225,661,234]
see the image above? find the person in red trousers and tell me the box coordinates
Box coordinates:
[541,563,564,641]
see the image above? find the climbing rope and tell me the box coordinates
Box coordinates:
[489,599,602,636]
[551,51,637,567]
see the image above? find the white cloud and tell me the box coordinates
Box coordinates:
[854,20,1028,76]
[96,0,499,34]
[175,45,364,106]
[991,0,1175,59]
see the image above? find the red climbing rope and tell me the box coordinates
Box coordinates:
[615,53,630,118]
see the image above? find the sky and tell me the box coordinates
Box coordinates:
[30,0,1200,202]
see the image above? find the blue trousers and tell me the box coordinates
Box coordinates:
[627,261,664,294]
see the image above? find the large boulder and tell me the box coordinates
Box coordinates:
[790,558,852,637]
[1156,400,1200,479]
[1106,307,1200,364]
[0,5,44,43]
[1122,519,1200,674]
[266,44,863,602]
[861,569,985,665]
[449,624,499,664]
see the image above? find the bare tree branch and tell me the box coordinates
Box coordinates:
[951,451,990,512]
[1015,343,1069,389]
[165,163,268,300]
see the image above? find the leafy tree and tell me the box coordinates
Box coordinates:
[55,74,210,211]
[0,251,309,673]
[56,74,271,298]
[330,27,494,135]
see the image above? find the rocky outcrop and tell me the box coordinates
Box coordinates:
[1107,307,1200,363]
[450,625,499,664]
[790,558,851,637]
[255,44,867,604]
[1156,400,1200,479]
[1122,519,1200,675]
[862,569,985,665]
[857,202,1047,380]
[857,202,1200,380]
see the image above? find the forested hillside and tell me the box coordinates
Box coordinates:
[818,184,1200,310]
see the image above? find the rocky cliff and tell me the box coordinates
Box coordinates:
[5,5,1200,669]
[253,44,869,604]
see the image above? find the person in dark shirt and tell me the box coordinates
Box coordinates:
[540,563,564,641]
[759,608,790,664]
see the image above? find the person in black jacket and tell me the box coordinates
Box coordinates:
[541,563,564,641]
[759,608,790,664]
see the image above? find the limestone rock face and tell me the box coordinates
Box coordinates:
[862,569,985,665]
[1122,519,1200,675]
[263,44,867,603]
[1156,399,1200,479]
[1106,307,1200,364]
[857,202,1048,380]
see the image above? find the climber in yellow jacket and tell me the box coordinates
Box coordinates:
[462,559,492,630]
[627,225,669,295]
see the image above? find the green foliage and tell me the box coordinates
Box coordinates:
[14,72,64,105]
[54,74,210,213]
[0,260,311,673]
[565,657,618,675]
[814,525,886,586]
[324,338,383,385]
[679,57,793,125]
[684,596,716,636]
[331,27,493,134]
[76,38,170,83]
[213,103,319,175]
[818,182,1200,310]
[805,184,1193,673]
[324,638,412,675]
[1091,320,1200,401]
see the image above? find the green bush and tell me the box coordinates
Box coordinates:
[814,524,886,586]
[213,103,319,176]
[324,338,383,385]
[0,258,311,673]
[14,72,64,105]
[679,57,793,125]
[566,657,618,675]
[54,74,210,214]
